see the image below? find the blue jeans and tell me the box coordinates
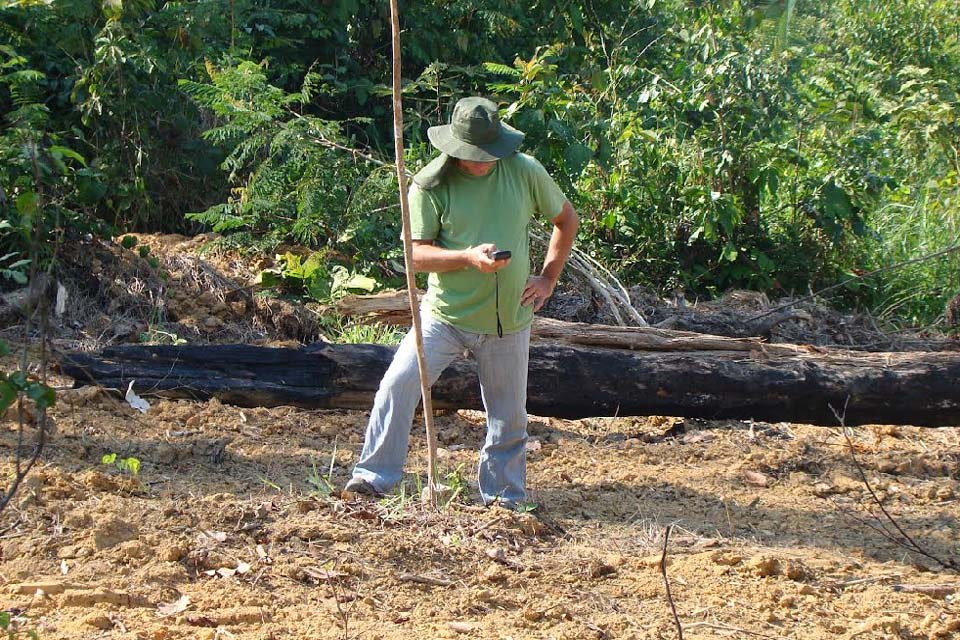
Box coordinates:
[352,312,531,506]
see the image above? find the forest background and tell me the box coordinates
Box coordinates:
[2,0,959,329]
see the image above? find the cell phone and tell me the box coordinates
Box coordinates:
[491,250,512,261]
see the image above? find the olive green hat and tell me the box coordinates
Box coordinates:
[413,97,524,189]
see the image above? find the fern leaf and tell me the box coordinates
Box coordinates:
[483,62,521,78]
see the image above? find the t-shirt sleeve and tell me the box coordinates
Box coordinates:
[527,156,568,220]
[408,184,441,240]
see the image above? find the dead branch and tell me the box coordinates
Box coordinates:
[530,227,646,326]
[660,524,683,640]
[891,584,957,597]
[335,290,798,353]
[830,399,959,571]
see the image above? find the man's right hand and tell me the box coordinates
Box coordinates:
[467,244,511,273]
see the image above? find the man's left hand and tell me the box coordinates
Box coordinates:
[522,275,555,312]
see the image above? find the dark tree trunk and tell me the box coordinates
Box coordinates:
[60,342,960,427]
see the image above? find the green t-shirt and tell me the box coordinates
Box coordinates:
[409,152,567,335]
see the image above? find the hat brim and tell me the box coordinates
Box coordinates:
[427,122,524,161]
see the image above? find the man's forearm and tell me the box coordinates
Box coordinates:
[539,201,579,285]
[411,242,472,273]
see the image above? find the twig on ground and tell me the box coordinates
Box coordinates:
[328,556,359,640]
[822,574,901,589]
[660,524,683,640]
[397,573,454,587]
[830,398,959,571]
[0,516,22,537]
[470,515,506,535]
[891,583,957,597]
[684,621,777,638]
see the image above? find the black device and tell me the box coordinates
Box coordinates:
[491,250,512,261]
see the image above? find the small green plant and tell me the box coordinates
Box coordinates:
[327,318,406,345]
[138,326,186,345]
[515,501,539,514]
[118,237,161,269]
[258,476,284,492]
[306,439,339,497]
[439,464,470,508]
[377,479,416,522]
[101,453,141,476]
[0,610,39,639]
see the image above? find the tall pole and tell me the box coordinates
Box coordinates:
[388,0,440,504]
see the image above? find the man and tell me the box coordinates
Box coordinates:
[345,96,579,509]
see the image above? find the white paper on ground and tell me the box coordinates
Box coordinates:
[125,380,150,413]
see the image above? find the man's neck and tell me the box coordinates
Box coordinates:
[455,159,497,177]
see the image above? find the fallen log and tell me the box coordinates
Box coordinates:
[60,341,960,426]
[336,291,803,355]
[336,290,960,353]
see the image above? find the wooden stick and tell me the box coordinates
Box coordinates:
[388,0,440,504]
[891,584,957,597]
[660,525,684,640]
[823,575,900,589]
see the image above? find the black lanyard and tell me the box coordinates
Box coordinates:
[495,272,503,338]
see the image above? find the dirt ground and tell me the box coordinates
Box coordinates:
[0,236,958,639]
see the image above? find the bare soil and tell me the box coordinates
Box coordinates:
[0,236,957,639]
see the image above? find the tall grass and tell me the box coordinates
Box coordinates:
[326,318,407,345]
[866,185,960,326]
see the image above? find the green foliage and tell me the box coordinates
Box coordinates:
[0,340,55,416]
[0,251,29,285]
[859,181,960,325]
[514,501,539,514]
[438,0,959,316]
[139,326,186,345]
[255,252,380,302]
[0,610,39,639]
[0,40,110,274]
[2,0,959,324]
[181,60,406,287]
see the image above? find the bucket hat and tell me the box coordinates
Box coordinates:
[427,97,524,162]
[414,97,524,189]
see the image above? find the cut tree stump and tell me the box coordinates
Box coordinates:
[60,340,960,426]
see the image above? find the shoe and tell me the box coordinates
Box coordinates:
[342,477,382,499]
